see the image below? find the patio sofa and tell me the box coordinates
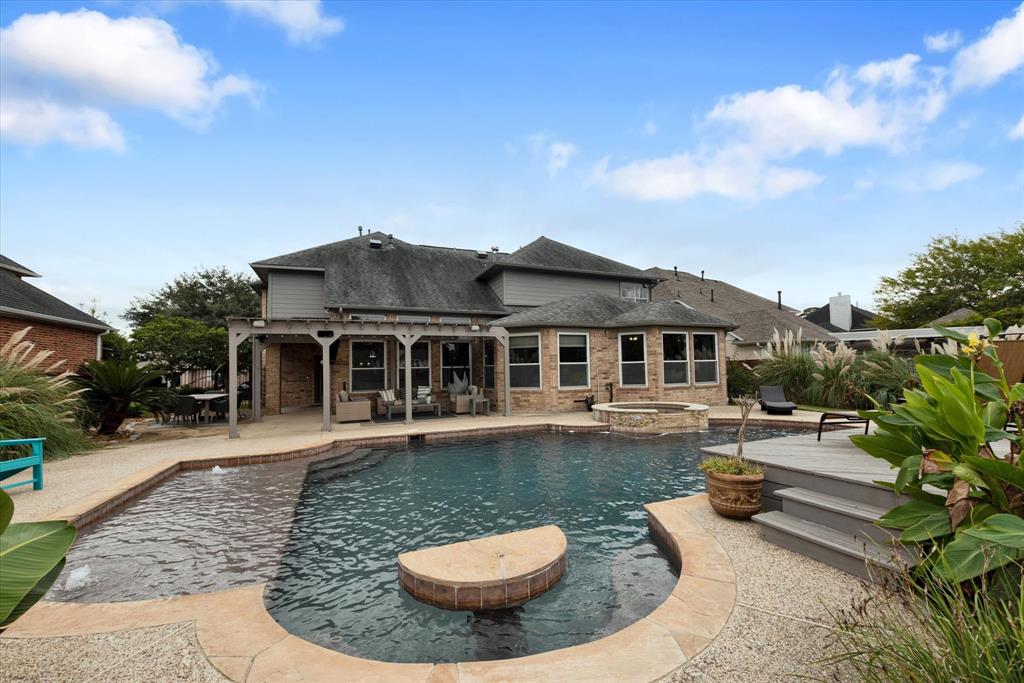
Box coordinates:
[336,392,372,422]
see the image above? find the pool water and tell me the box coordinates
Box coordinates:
[264,428,794,662]
[52,426,801,663]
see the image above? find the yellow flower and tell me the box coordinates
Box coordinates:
[963,331,990,355]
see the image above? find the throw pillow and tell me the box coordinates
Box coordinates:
[338,391,351,402]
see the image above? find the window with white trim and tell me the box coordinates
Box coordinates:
[509,334,541,388]
[442,341,472,387]
[662,332,689,385]
[483,339,495,388]
[620,282,648,303]
[398,340,430,390]
[619,332,647,386]
[558,333,589,389]
[350,340,385,391]
[693,333,719,384]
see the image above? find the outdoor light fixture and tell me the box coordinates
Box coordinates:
[471,324,480,331]
[252,320,266,328]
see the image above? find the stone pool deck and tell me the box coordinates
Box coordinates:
[1,406,854,682]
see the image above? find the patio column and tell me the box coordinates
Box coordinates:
[490,327,511,417]
[319,338,332,432]
[395,332,422,425]
[251,336,262,422]
[228,329,248,439]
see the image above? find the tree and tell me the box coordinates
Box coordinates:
[873,226,1024,329]
[125,267,259,329]
[131,316,229,380]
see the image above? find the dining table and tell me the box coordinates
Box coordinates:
[188,393,228,424]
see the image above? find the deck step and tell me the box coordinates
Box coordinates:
[759,463,908,510]
[775,487,898,545]
[753,511,914,581]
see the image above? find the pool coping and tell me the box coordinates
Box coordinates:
[3,492,735,683]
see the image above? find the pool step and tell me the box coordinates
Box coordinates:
[753,511,913,581]
[306,448,385,483]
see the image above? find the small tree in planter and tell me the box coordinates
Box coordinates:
[700,396,765,519]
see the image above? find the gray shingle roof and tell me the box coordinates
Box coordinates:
[252,232,509,314]
[0,255,41,278]
[930,307,979,325]
[489,291,735,329]
[477,236,656,281]
[803,302,877,332]
[646,268,835,344]
[0,268,112,330]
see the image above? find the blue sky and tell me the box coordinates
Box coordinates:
[1,1,1022,328]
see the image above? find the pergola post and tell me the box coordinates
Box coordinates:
[395,332,422,425]
[251,336,262,422]
[318,338,332,432]
[228,329,248,439]
[490,327,511,417]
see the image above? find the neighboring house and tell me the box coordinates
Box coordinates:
[240,232,734,424]
[0,254,112,369]
[929,307,979,326]
[801,293,877,333]
[645,267,835,360]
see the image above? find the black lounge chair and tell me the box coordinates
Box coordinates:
[758,385,797,415]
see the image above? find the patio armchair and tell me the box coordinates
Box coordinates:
[172,395,201,426]
[210,396,230,422]
[336,391,372,423]
[449,384,484,414]
[758,385,798,415]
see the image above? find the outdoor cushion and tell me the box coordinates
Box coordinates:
[338,390,351,402]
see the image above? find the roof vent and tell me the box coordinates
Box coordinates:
[369,238,383,249]
[490,246,499,252]
[476,250,489,259]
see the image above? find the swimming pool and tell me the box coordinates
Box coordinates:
[53,426,802,663]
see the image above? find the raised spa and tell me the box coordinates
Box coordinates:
[591,401,710,433]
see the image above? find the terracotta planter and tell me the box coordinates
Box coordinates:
[704,470,764,520]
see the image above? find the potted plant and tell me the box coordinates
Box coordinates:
[699,395,764,519]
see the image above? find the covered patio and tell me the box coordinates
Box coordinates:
[226,317,512,438]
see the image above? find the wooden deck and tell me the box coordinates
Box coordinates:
[702,427,897,489]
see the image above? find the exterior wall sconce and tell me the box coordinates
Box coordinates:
[252,319,266,328]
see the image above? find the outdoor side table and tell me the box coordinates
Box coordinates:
[469,397,490,417]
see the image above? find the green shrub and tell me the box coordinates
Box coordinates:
[0,328,88,458]
[808,342,865,409]
[726,361,758,399]
[824,563,1023,682]
[859,349,919,409]
[698,456,764,476]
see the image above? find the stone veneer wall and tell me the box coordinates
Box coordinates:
[0,317,100,372]
[259,319,728,416]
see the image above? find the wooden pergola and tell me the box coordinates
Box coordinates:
[226,318,511,438]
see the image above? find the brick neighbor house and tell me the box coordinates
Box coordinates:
[226,232,735,435]
[0,255,112,370]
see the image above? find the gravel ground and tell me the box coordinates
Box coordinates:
[1,621,229,683]
[663,505,866,682]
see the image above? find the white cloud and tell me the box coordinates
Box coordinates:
[224,0,343,45]
[591,145,822,201]
[0,97,125,151]
[856,54,922,88]
[547,141,577,177]
[901,161,985,191]
[951,3,1024,90]
[0,9,258,149]
[643,120,657,136]
[1010,114,1024,140]
[924,30,962,53]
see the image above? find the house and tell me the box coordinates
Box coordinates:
[801,293,877,333]
[229,232,735,435]
[645,267,835,360]
[0,255,112,369]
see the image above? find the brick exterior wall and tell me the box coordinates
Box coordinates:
[0,317,100,372]
[259,318,729,416]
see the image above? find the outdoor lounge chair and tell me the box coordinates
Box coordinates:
[758,385,798,415]
[336,391,372,423]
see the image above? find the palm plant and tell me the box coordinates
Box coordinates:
[78,361,173,435]
[0,328,87,456]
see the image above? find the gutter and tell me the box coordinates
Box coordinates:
[0,306,114,332]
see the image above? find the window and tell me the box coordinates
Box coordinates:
[440,316,471,325]
[693,333,719,384]
[442,341,472,387]
[619,332,647,386]
[483,339,495,388]
[398,340,430,390]
[558,333,589,389]
[509,334,541,388]
[620,282,648,303]
[662,332,689,385]
[397,315,430,324]
[351,340,385,391]
[349,313,385,321]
